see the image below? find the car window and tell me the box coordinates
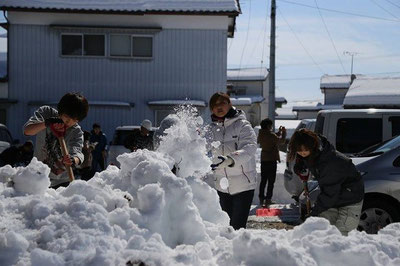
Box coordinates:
[112,130,134,145]
[336,118,382,153]
[315,114,324,134]
[0,128,12,144]
[389,116,400,136]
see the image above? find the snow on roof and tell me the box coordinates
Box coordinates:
[275,97,287,104]
[343,77,400,108]
[292,104,343,112]
[230,95,265,105]
[227,67,268,81]
[276,108,297,119]
[148,100,206,107]
[0,0,240,14]
[320,74,361,89]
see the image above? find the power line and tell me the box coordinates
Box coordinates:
[384,0,400,9]
[314,0,346,74]
[277,0,400,22]
[236,0,253,79]
[369,0,400,20]
[278,7,325,74]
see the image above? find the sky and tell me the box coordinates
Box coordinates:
[228,0,400,104]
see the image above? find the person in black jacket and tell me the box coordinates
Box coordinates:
[288,128,364,236]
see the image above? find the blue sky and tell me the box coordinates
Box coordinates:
[228,0,400,103]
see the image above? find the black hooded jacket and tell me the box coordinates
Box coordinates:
[298,135,364,215]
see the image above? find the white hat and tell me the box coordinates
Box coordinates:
[141,119,152,130]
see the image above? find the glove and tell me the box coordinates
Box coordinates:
[211,156,235,170]
[45,117,66,138]
[62,154,75,167]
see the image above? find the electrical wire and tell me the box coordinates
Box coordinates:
[237,0,253,79]
[384,0,400,9]
[369,0,400,20]
[278,7,325,74]
[313,0,347,74]
[277,0,400,22]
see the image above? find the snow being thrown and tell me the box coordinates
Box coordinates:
[0,105,399,265]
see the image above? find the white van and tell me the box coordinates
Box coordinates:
[315,109,400,155]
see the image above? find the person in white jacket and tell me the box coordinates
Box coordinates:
[209,92,257,229]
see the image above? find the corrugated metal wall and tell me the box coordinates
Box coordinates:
[8,24,227,141]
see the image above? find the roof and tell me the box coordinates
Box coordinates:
[319,108,400,114]
[230,95,265,105]
[343,77,400,108]
[292,104,343,112]
[0,0,240,14]
[320,74,362,90]
[275,97,287,104]
[227,67,268,81]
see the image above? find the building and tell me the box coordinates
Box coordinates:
[344,76,400,109]
[1,0,240,141]
[227,67,286,126]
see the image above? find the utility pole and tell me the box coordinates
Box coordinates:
[268,0,276,130]
[343,51,358,75]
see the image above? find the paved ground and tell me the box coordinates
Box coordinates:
[246,203,302,230]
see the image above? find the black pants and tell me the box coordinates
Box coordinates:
[218,189,254,230]
[259,161,277,200]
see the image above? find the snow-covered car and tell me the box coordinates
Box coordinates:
[297,135,400,234]
[107,125,157,167]
[0,123,14,153]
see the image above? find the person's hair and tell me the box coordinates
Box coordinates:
[260,118,273,129]
[57,92,89,121]
[209,92,231,110]
[92,123,101,129]
[287,128,319,161]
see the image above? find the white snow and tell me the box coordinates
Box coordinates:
[227,67,268,81]
[0,105,399,265]
[1,0,239,13]
[320,74,355,89]
[148,100,206,107]
[344,77,400,107]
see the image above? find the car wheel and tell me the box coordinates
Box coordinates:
[358,199,400,234]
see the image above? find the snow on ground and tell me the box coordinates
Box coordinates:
[0,106,399,265]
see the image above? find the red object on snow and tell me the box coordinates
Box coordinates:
[256,208,282,216]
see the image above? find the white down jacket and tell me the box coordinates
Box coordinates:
[209,109,257,195]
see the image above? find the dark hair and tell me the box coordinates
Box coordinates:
[92,123,101,129]
[209,92,231,110]
[260,118,273,129]
[287,129,319,161]
[57,92,89,121]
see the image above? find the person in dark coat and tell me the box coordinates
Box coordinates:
[0,141,34,167]
[124,119,154,152]
[257,118,286,207]
[288,128,364,236]
[90,123,107,172]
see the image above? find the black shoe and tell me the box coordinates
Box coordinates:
[264,199,276,206]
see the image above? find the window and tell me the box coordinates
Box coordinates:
[336,118,382,153]
[389,116,400,136]
[315,114,325,134]
[110,34,153,58]
[61,34,105,56]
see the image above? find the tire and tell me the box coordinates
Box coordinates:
[358,199,400,234]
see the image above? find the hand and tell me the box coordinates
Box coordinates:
[45,117,66,138]
[62,154,75,167]
[211,156,234,170]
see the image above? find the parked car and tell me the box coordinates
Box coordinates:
[107,126,157,167]
[296,135,400,234]
[0,123,15,153]
[315,109,400,155]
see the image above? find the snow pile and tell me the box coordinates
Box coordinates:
[0,106,399,265]
[155,105,212,178]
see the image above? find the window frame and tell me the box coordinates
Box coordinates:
[60,33,106,58]
[108,34,154,60]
